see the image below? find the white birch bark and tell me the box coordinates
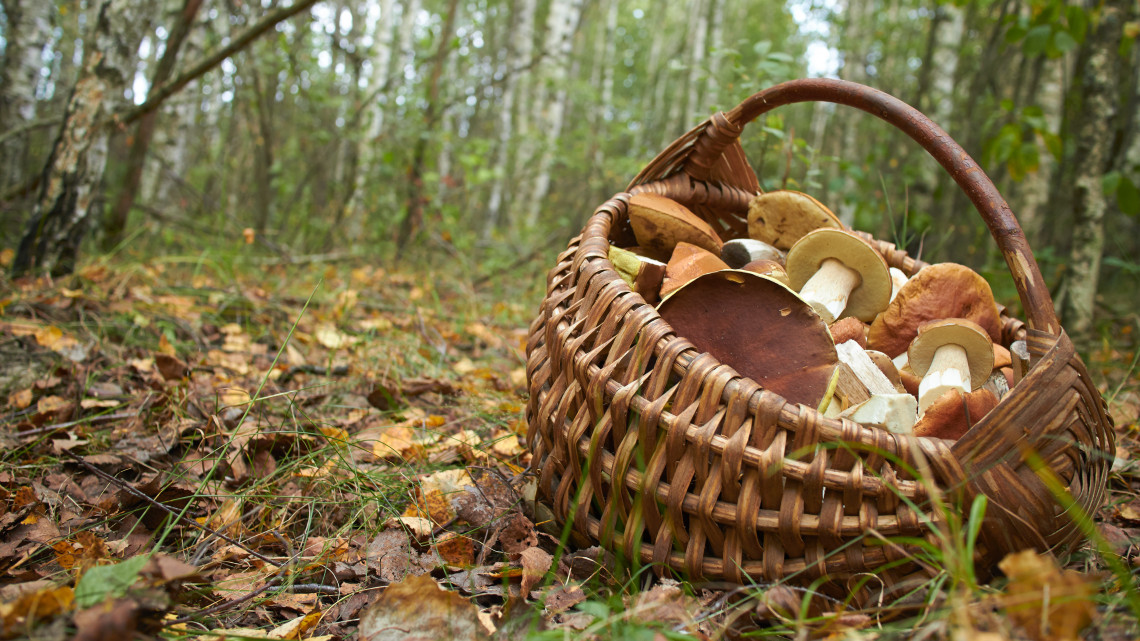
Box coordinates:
[1058,0,1128,336]
[484,0,536,236]
[523,0,585,228]
[345,0,397,237]
[145,1,206,207]
[0,0,55,188]
[13,0,151,275]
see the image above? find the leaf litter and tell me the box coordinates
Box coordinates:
[0,259,1135,640]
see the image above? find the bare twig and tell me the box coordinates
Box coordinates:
[169,574,285,624]
[119,0,322,127]
[61,449,283,568]
[13,411,134,438]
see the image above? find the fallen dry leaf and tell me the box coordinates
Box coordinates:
[358,574,489,641]
[998,549,1097,641]
[519,546,552,596]
[7,388,33,410]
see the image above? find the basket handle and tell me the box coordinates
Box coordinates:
[692,78,1060,336]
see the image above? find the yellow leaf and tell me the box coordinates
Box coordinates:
[157,334,176,357]
[998,549,1096,641]
[269,610,323,639]
[315,324,349,350]
[8,388,33,410]
[33,325,64,349]
[37,395,69,414]
[220,388,251,406]
[452,358,476,375]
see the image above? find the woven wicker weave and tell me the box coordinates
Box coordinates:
[524,79,1114,593]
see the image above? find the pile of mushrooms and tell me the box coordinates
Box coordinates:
[608,190,1027,441]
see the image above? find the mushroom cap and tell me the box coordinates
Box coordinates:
[867,263,1002,357]
[913,388,999,440]
[747,191,843,250]
[721,238,783,268]
[628,193,723,259]
[907,318,995,389]
[659,242,730,298]
[829,316,867,348]
[657,270,837,407]
[785,229,892,322]
[740,258,790,286]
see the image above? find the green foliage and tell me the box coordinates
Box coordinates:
[1003,1,1087,58]
[74,555,150,608]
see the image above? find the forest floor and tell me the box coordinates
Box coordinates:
[0,248,1138,640]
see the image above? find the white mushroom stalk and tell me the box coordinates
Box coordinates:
[786,229,892,324]
[907,319,994,416]
[799,258,862,324]
[916,343,971,413]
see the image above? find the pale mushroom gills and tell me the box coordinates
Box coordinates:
[785,229,892,324]
[907,318,994,414]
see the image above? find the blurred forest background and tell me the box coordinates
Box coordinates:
[1,0,1138,340]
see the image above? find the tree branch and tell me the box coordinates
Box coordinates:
[118,0,322,127]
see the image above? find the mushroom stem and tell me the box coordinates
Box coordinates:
[799,258,861,323]
[917,344,971,413]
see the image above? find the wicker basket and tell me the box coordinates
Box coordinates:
[524,79,1114,595]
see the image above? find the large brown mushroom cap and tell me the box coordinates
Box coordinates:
[658,271,837,407]
[628,193,723,259]
[785,229,892,322]
[907,318,995,389]
[747,191,843,250]
[867,263,1002,358]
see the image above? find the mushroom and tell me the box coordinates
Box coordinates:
[913,388,999,440]
[657,271,837,407]
[609,246,666,303]
[888,267,909,303]
[866,349,905,393]
[867,263,1002,358]
[839,393,918,434]
[740,258,790,287]
[659,242,730,299]
[830,317,867,348]
[785,229,892,323]
[747,190,843,250]
[721,238,784,268]
[628,193,723,260]
[907,319,994,414]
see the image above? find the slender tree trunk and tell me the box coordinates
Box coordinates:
[1056,0,1129,336]
[398,0,461,248]
[102,0,203,250]
[523,0,585,228]
[12,0,150,277]
[345,0,396,239]
[483,0,535,237]
[0,0,55,192]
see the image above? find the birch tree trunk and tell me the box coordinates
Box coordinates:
[484,0,536,237]
[345,0,396,239]
[102,0,203,250]
[0,0,55,192]
[523,0,585,228]
[12,0,150,277]
[1057,0,1129,336]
